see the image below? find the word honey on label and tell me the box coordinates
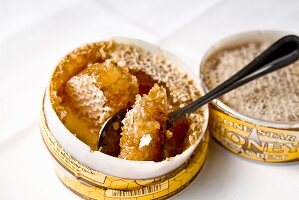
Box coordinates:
[209,106,299,162]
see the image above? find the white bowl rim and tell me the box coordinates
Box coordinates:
[44,37,209,180]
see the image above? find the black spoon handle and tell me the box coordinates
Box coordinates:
[168,35,299,126]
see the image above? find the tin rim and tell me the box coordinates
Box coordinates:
[199,30,299,129]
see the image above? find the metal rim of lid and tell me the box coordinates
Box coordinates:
[199,29,299,129]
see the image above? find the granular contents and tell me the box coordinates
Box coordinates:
[202,42,299,122]
[119,85,168,161]
[50,40,205,158]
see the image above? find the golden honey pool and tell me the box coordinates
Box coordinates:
[40,37,209,199]
[200,30,299,163]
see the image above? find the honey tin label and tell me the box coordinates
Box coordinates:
[40,108,209,199]
[209,106,299,162]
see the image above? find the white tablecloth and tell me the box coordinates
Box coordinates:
[0,0,298,199]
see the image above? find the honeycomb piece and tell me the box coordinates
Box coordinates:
[64,61,139,150]
[119,84,168,161]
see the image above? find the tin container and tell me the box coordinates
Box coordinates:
[40,38,209,199]
[200,30,299,163]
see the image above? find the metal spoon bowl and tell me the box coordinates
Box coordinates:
[98,35,299,149]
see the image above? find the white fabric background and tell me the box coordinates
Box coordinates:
[0,0,298,199]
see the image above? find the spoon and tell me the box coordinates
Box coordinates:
[98,35,299,149]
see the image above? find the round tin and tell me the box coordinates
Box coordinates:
[40,109,209,199]
[200,30,299,163]
[40,38,209,199]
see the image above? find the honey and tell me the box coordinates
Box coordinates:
[49,40,206,161]
[64,61,138,150]
[164,118,189,158]
[129,69,157,95]
[119,84,168,161]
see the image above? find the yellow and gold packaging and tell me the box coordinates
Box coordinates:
[40,108,209,199]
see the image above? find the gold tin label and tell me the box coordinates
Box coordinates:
[209,106,299,162]
[40,108,209,199]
